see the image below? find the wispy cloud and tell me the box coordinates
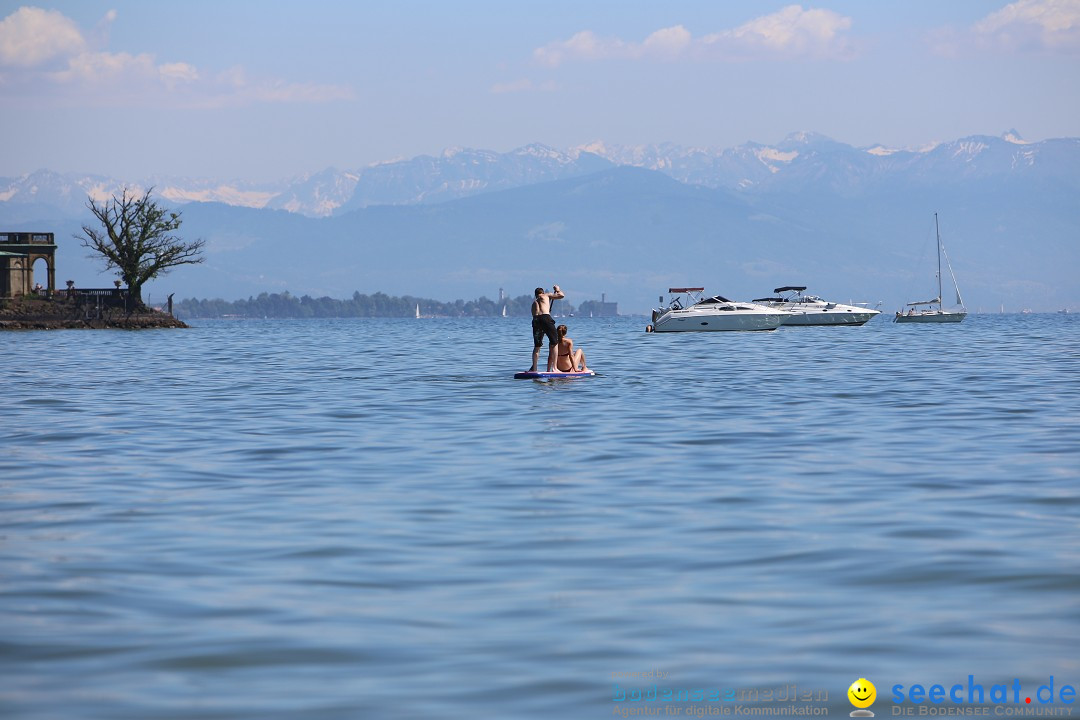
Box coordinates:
[490,78,559,94]
[0,6,85,67]
[973,0,1080,52]
[0,6,353,106]
[533,5,855,67]
[534,30,632,67]
[709,4,854,59]
[241,79,354,105]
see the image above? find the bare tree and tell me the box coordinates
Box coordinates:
[76,187,205,308]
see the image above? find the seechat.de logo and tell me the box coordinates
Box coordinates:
[848,678,877,717]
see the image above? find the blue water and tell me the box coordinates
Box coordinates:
[2,314,1078,719]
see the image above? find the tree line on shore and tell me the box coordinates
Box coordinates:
[175,291,611,319]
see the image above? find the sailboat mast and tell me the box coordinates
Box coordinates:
[935,212,943,312]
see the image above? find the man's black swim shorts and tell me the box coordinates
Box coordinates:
[532,313,558,348]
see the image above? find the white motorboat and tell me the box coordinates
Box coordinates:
[751,286,881,326]
[649,287,792,332]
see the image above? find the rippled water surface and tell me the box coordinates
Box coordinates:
[2,314,1078,719]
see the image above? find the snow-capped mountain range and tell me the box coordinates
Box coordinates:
[3,131,1076,219]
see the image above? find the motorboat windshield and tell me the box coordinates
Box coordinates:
[752,286,822,304]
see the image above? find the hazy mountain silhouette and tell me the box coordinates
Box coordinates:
[2,133,1077,312]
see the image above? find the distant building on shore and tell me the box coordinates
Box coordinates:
[578,293,619,317]
[1,232,56,298]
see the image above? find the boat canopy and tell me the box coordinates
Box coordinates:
[752,297,785,303]
[906,297,941,306]
[773,286,807,293]
[668,287,705,293]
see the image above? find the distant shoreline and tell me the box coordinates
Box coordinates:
[175,290,618,320]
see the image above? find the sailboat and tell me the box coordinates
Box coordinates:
[415,303,420,319]
[895,213,967,324]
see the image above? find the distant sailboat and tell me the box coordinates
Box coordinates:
[415,303,420,319]
[895,213,967,324]
[501,305,507,317]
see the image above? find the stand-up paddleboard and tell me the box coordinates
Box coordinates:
[514,369,595,379]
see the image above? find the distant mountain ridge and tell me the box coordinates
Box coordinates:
[3,130,1077,314]
[3,131,1077,218]
[1,147,1077,314]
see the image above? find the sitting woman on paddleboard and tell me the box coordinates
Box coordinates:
[555,325,589,373]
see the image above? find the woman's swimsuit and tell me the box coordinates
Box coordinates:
[557,342,573,369]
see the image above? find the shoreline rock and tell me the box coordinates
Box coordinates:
[0,296,188,330]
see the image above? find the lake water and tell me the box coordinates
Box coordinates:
[2,314,1078,719]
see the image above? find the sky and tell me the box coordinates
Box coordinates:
[1,0,1079,182]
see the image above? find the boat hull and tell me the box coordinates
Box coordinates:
[894,311,966,323]
[652,311,788,332]
[780,310,879,326]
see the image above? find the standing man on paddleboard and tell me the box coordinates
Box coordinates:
[529,284,564,372]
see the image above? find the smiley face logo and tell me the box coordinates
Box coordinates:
[848,678,876,709]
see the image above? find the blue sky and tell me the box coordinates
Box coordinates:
[2,1,1078,181]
